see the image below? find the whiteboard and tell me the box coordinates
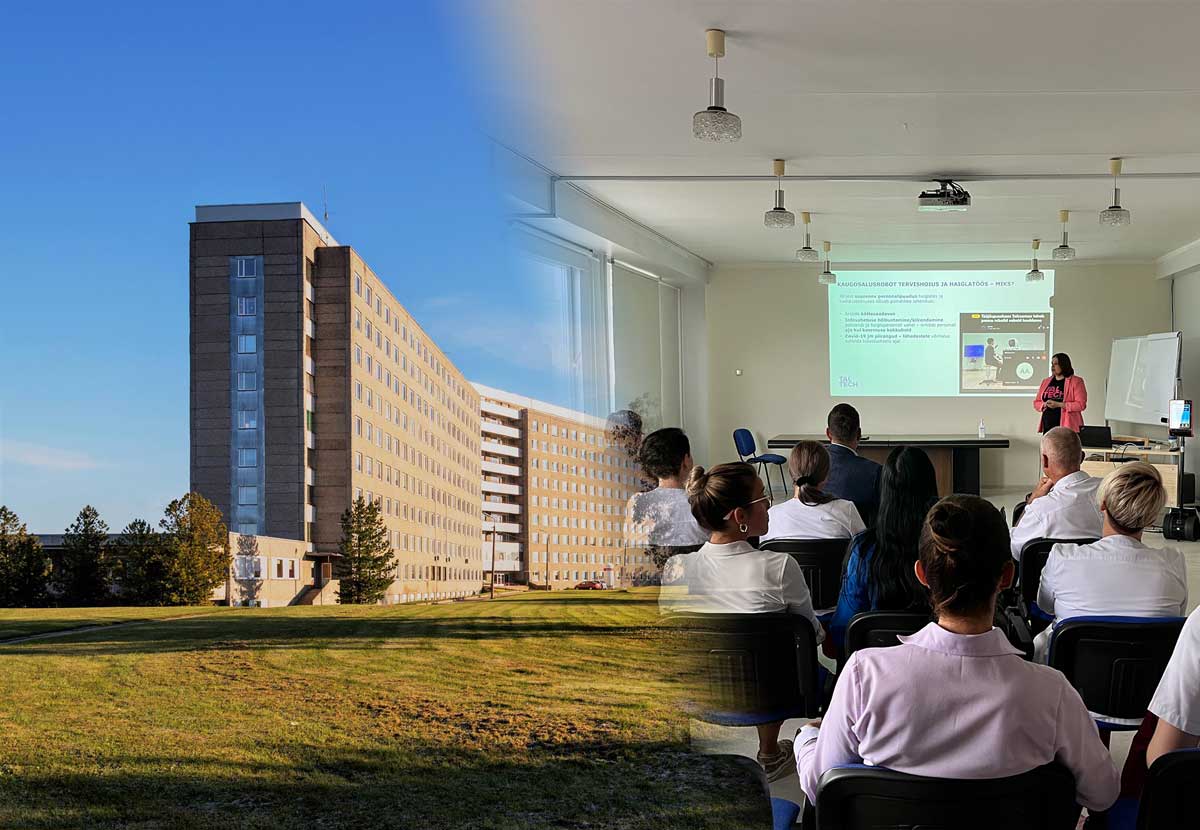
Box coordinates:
[1104,332,1181,426]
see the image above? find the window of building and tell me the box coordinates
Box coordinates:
[237,448,257,467]
[238,485,258,505]
[355,382,362,401]
[237,372,256,391]
[238,409,257,429]
[237,334,256,354]
[354,273,362,295]
[355,345,362,365]
[235,257,257,278]
[237,297,256,316]
[366,286,373,305]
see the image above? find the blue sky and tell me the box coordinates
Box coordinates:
[0,1,570,531]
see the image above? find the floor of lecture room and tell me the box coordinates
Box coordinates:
[690,487,1200,810]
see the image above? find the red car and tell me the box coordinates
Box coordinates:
[573,580,607,590]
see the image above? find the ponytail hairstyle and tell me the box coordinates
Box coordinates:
[788,441,834,506]
[687,462,760,532]
[918,495,1011,618]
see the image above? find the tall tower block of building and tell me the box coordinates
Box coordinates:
[190,203,482,603]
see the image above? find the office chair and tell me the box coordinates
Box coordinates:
[734,428,790,498]
[667,612,821,726]
[759,538,850,613]
[1125,748,1200,830]
[1047,616,1185,733]
[840,610,930,670]
[803,763,1080,829]
[1015,537,1100,633]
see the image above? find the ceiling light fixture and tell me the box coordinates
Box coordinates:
[796,211,820,261]
[1099,157,1131,226]
[764,159,795,228]
[819,241,837,285]
[692,29,741,142]
[1053,210,1076,260]
[1026,239,1045,281]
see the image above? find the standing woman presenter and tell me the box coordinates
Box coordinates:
[1034,353,1087,433]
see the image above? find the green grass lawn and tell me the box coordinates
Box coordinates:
[0,606,225,641]
[0,590,769,830]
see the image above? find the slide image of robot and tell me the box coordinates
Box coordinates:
[959,312,1051,394]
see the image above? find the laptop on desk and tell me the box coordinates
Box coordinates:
[1079,425,1114,449]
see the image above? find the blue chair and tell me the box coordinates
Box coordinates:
[804,763,1080,829]
[1047,616,1186,733]
[734,428,789,496]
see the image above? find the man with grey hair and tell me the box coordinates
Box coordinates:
[1010,426,1103,560]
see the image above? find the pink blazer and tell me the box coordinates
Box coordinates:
[1034,374,1087,432]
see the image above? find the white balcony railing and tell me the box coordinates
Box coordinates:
[483,521,521,534]
[482,501,520,515]
[482,480,521,496]
[304,318,315,338]
[304,281,315,302]
[306,431,315,449]
[304,356,315,376]
[481,399,520,419]
[305,467,315,486]
[482,440,520,459]
[482,460,520,477]
[481,420,520,439]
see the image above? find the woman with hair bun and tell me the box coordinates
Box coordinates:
[662,461,820,782]
[795,495,1118,814]
[761,441,865,542]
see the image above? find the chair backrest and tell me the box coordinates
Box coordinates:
[1048,616,1186,722]
[1018,537,1100,609]
[843,611,930,663]
[759,538,850,610]
[668,612,820,726]
[814,763,1080,830]
[1137,748,1200,830]
[733,428,757,460]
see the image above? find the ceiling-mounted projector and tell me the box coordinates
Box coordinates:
[918,180,971,212]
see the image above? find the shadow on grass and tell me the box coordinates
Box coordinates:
[0,738,771,830]
[0,614,674,657]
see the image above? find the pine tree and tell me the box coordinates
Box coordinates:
[0,506,51,608]
[336,496,395,604]
[59,505,110,606]
[159,493,230,606]
[108,519,168,605]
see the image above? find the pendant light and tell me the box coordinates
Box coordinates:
[1026,239,1045,281]
[795,212,820,260]
[764,159,795,228]
[1053,210,1076,260]
[692,29,742,142]
[819,241,837,284]
[1099,157,1131,226]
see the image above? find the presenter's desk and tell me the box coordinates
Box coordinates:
[766,434,1011,496]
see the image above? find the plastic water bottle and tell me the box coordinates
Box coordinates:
[978,419,987,438]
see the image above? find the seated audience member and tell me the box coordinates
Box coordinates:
[761,441,865,542]
[1146,605,1200,766]
[826,446,938,658]
[606,408,653,492]
[824,403,882,523]
[1010,426,1103,560]
[660,461,821,781]
[1035,462,1187,665]
[795,495,1119,813]
[627,428,708,566]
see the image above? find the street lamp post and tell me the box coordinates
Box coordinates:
[489,527,497,600]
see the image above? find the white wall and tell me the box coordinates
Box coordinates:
[706,261,1171,490]
[1174,272,1200,478]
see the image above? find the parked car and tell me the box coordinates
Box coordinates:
[573,580,606,590]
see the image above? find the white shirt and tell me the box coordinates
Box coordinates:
[658,540,822,642]
[1034,534,1188,667]
[627,487,708,546]
[1010,471,1103,560]
[761,497,864,542]
[1149,605,1200,736]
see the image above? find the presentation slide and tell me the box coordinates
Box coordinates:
[828,270,1055,396]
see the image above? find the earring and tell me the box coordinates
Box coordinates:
[738,522,749,533]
